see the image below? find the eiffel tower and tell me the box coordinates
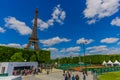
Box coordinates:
[26,8,39,51]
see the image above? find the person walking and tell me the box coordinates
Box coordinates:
[75,74,79,80]
[63,70,65,76]
[65,74,68,80]
[68,72,71,80]
[83,71,86,80]
[72,75,75,80]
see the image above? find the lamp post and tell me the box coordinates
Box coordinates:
[79,55,80,64]
[79,54,81,66]
[90,53,92,66]
[88,53,92,66]
[81,41,87,73]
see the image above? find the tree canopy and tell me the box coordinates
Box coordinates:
[0,46,50,63]
[9,52,24,62]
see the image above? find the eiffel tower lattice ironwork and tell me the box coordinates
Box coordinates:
[26,9,39,51]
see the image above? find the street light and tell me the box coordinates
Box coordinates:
[79,54,81,68]
[79,55,81,64]
[89,53,92,66]
[81,41,87,73]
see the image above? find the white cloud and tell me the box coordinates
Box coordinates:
[60,46,80,53]
[68,52,80,57]
[47,19,54,26]
[106,47,120,54]
[0,27,5,33]
[76,38,94,44]
[60,11,66,20]
[7,43,21,48]
[37,4,66,31]
[37,19,49,31]
[4,16,32,35]
[87,19,96,24]
[43,47,80,59]
[87,45,108,53]
[0,43,27,48]
[84,0,120,24]
[51,52,80,59]
[111,17,120,26]
[0,44,6,46]
[87,45,120,55]
[22,44,27,48]
[53,46,81,59]
[40,36,70,46]
[52,4,66,24]
[100,37,119,43]
[43,47,58,52]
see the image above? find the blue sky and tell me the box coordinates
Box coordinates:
[0,0,120,59]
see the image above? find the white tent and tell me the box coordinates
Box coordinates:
[114,60,119,64]
[113,60,120,66]
[107,60,113,66]
[102,61,107,66]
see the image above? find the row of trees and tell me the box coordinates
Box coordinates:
[52,54,120,65]
[0,46,50,63]
[1,45,120,65]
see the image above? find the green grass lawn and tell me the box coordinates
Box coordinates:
[98,71,120,80]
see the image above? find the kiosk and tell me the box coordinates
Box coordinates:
[0,62,38,76]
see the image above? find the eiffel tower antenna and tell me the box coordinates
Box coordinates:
[26,8,39,51]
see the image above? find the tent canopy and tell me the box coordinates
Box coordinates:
[107,60,113,64]
[114,60,120,64]
[102,61,107,65]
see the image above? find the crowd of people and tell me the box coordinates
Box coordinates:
[63,70,87,80]
[12,65,88,80]
[13,68,40,76]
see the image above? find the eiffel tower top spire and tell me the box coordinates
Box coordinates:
[26,8,39,51]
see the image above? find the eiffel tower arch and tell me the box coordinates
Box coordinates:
[26,8,39,51]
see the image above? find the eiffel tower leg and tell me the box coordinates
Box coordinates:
[26,41,32,49]
[34,41,39,51]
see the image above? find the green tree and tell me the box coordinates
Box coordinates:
[30,54,36,61]
[9,52,24,62]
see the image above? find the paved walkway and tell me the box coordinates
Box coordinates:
[22,75,40,80]
[22,69,94,80]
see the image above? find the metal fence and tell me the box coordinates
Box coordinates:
[93,72,98,80]
[88,66,120,80]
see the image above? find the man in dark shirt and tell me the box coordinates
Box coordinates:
[75,74,79,80]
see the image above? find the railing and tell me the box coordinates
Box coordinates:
[85,66,120,75]
[86,66,120,80]
[55,63,91,70]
